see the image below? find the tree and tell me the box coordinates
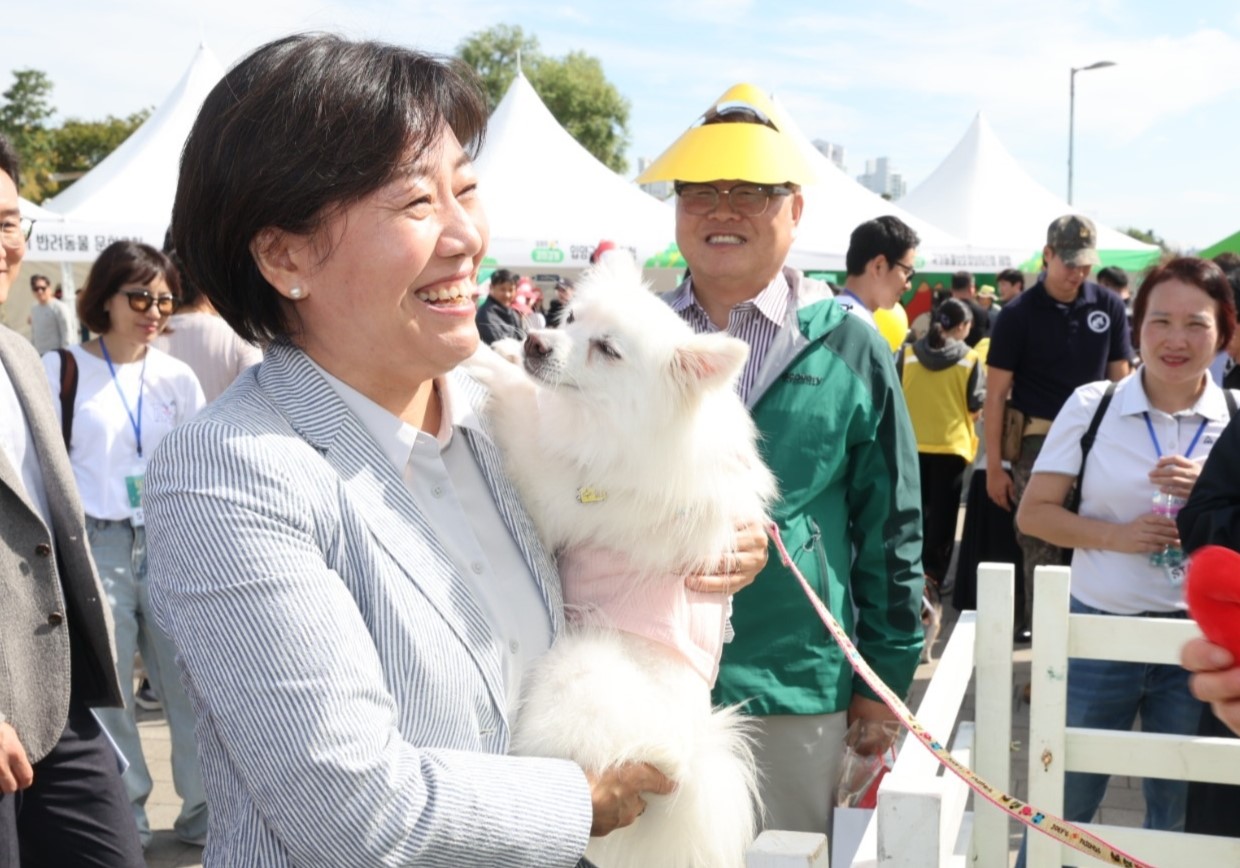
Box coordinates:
[48,110,151,195]
[456,25,631,174]
[0,69,56,199]
[457,24,540,112]
[530,52,630,174]
[0,69,150,200]
[1121,227,1176,255]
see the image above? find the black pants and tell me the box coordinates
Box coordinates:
[0,697,144,868]
[1185,707,1240,838]
[918,452,968,586]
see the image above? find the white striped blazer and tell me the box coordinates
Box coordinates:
[145,340,593,866]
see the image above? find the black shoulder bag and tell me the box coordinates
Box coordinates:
[56,348,78,450]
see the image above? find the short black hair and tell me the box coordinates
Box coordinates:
[950,271,974,291]
[996,268,1024,289]
[491,268,517,285]
[1095,266,1129,289]
[30,273,51,289]
[844,216,920,276]
[172,34,488,344]
[79,241,181,335]
[1212,252,1240,272]
[0,133,20,187]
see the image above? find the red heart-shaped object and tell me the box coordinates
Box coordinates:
[1186,545,1240,661]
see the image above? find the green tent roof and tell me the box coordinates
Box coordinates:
[1201,230,1240,261]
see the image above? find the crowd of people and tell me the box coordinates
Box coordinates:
[4,31,1240,868]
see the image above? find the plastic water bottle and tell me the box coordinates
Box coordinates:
[1150,490,1187,583]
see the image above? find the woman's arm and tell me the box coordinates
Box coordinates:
[1016,471,1178,554]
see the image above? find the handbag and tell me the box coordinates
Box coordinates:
[56,348,78,450]
[1000,402,1025,463]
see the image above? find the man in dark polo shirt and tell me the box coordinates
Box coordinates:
[982,215,1132,641]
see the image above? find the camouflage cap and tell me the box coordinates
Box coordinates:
[1046,214,1100,266]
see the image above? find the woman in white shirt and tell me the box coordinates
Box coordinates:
[43,240,206,848]
[1016,257,1237,840]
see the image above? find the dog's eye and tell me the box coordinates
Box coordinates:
[590,338,622,361]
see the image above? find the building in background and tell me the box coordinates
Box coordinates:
[858,156,907,201]
[812,139,847,172]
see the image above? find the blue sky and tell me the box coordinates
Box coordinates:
[9,0,1240,248]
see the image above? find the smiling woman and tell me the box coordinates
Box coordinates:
[146,33,674,866]
[1013,256,1238,862]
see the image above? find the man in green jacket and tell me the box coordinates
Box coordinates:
[638,84,924,836]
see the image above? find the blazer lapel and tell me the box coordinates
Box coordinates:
[258,342,507,714]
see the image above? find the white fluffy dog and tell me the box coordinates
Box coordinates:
[470,254,777,868]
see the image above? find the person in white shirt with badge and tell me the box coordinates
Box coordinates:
[41,239,207,849]
[1016,256,1237,854]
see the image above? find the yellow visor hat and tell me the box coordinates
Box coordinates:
[636,83,817,186]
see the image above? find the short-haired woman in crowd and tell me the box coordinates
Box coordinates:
[898,297,984,655]
[146,34,762,865]
[1016,257,1238,855]
[43,240,207,847]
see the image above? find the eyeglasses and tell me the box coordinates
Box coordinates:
[122,289,181,315]
[0,216,34,247]
[32,284,50,293]
[889,260,917,283]
[674,182,794,217]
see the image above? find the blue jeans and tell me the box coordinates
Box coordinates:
[86,518,208,847]
[1015,596,1204,867]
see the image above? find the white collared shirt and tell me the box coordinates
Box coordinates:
[835,290,878,330]
[1034,371,1236,614]
[0,365,54,531]
[311,363,553,718]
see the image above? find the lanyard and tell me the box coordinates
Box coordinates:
[1142,411,1207,460]
[99,338,147,458]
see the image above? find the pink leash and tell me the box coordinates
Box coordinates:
[768,523,1153,868]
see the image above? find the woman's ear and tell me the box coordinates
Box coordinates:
[250,228,308,301]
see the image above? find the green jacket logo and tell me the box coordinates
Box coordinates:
[781,373,823,385]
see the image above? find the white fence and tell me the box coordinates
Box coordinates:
[746,563,1017,867]
[1024,565,1240,867]
[747,560,1240,867]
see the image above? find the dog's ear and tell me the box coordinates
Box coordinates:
[672,334,749,393]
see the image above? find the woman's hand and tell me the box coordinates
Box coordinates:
[586,762,676,837]
[1182,638,1240,736]
[1105,512,1180,554]
[685,520,769,595]
[1148,455,1203,501]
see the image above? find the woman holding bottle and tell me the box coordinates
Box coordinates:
[1016,256,1237,836]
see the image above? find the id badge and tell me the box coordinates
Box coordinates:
[125,461,146,527]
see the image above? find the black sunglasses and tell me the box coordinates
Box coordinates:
[123,289,181,315]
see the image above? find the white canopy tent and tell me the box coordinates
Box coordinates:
[473,72,675,272]
[899,112,1158,269]
[776,104,1021,274]
[29,42,225,263]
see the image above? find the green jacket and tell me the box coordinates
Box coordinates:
[681,270,925,716]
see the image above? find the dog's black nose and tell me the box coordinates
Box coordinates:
[525,333,550,358]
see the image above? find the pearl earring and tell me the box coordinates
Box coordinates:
[288,286,305,300]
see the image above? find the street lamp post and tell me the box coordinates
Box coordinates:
[1068,60,1116,205]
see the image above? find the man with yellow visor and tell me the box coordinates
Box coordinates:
[639,85,924,836]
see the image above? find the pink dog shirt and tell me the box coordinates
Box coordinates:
[557,547,728,686]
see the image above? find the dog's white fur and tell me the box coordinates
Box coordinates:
[469,254,777,868]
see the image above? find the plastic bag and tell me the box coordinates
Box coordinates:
[835,719,900,809]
